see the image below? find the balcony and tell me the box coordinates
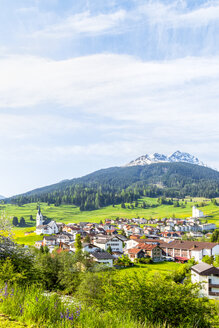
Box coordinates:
[209,291,219,296]
[209,283,219,288]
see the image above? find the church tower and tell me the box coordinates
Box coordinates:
[36,206,44,227]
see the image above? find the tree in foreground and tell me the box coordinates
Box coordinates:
[75,234,82,253]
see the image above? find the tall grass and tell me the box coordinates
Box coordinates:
[0,283,80,327]
[0,283,180,328]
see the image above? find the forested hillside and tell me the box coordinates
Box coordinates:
[7,162,219,210]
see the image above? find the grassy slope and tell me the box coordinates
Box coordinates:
[117,262,182,277]
[1,197,219,245]
[0,314,33,327]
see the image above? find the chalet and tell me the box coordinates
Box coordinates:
[159,231,182,241]
[93,235,123,253]
[125,237,161,250]
[191,263,219,300]
[90,251,114,267]
[56,233,73,243]
[62,225,83,236]
[36,221,59,235]
[43,236,57,246]
[127,248,145,260]
[82,243,101,253]
[139,244,163,261]
[126,243,162,261]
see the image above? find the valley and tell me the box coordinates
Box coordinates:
[2,197,219,245]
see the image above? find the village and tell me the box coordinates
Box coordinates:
[34,205,219,300]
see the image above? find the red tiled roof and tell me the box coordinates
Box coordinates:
[128,248,144,254]
[138,244,160,251]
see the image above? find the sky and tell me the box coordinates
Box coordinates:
[0,0,219,197]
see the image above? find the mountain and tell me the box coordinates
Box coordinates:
[126,151,205,167]
[7,162,219,209]
[0,195,5,200]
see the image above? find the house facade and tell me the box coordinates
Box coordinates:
[93,235,123,253]
[36,220,59,235]
[191,263,219,300]
[161,241,219,262]
[90,251,114,267]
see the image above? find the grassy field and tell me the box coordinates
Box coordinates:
[117,261,182,277]
[0,314,33,327]
[0,197,219,245]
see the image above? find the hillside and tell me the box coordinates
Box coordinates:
[7,162,219,209]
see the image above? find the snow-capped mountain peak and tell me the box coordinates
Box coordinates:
[168,151,205,166]
[125,151,206,167]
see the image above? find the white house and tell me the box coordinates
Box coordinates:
[192,206,204,218]
[191,263,219,300]
[161,240,219,262]
[93,235,123,253]
[198,223,216,231]
[36,220,59,235]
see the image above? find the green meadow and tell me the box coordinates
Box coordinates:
[0,197,219,245]
[117,261,182,278]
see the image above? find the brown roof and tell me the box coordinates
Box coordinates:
[132,238,169,247]
[163,240,218,251]
[191,263,219,276]
[138,244,161,251]
[128,248,144,255]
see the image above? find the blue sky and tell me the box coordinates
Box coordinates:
[0,0,219,196]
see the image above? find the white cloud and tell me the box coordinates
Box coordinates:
[138,1,219,27]
[1,52,219,172]
[0,113,86,139]
[1,53,219,126]
[30,1,219,41]
[32,10,126,38]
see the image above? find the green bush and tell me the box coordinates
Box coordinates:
[134,257,153,264]
[76,271,217,327]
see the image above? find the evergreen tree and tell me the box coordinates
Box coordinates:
[121,202,126,209]
[19,217,26,227]
[12,216,19,226]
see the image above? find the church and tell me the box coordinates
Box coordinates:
[35,206,59,235]
[192,206,204,218]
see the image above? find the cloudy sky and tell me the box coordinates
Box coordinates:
[0,0,219,196]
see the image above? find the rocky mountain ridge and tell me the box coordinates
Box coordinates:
[126,151,206,167]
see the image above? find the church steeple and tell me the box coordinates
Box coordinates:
[36,206,44,227]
